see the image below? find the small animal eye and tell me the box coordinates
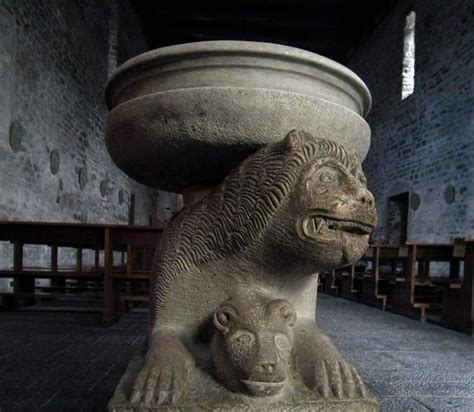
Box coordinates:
[230,330,255,347]
[236,334,250,344]
[274,334,290,350]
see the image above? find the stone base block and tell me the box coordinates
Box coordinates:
[109,355,379,412]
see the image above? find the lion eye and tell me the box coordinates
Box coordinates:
[319,173,335,183]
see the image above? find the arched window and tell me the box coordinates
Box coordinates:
[402,11,416,100]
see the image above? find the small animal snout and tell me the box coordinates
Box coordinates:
[257,361,276,373]
[254,336,278,374]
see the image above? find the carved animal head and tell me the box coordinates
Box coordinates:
[259,130,378,271]
[156,131,378,318]
[211,290,296,397]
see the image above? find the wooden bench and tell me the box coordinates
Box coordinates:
[0,221,163,321]
[319,239,473,335]
[357,245,406,310]
[389,242,463,322]
[339,264,360,302]
[440,239,473,334]
[321,269,340,297]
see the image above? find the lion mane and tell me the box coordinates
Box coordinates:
[153,130,363,317]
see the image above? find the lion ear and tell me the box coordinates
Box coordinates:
[283,130,314,150]
[283,130,302,150]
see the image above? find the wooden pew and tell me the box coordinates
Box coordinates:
[390,242,461,321]
[339,264,360,302]
[320,239,472,335]
[1,234,104,307]
[358,245,406,310]
[321,269,340,297]
[441,239,473,334]
[103,225,163,322]
[317,272,324,293]
[0,221,163,321]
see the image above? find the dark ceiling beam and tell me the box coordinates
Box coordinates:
[146,0,350,14]
[143,19,353,44]
[174,14,351,34]
[130,0,399,64]
[140,2,358,27]
[146,23,350,46]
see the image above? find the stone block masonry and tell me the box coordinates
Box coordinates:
[0,0,176,274]
[349,0,473,243]
[0,0,157,225]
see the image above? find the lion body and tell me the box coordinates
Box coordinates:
[151,131,366,330]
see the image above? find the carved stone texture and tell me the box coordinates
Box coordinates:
[104,41,372,192]
[109,131,379,411]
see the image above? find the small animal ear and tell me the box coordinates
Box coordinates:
[213,306,236,332]
[266,299,297,327]
[280,303,297,327]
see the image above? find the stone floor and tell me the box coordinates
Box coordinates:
[317,295,474,412]
[0,295,472,411]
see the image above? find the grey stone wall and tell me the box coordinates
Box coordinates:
[349,0,473,243]
[0,0,179,281]
[0,0,156,225]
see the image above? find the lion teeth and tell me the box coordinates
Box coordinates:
[308,218,317,234]
[303,215,373,238]
[315,218,325,233]
[305,217,325,236]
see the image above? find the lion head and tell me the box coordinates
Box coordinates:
[258,130,378,271]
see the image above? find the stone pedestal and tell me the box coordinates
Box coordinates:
[109,354,378,412]
[105,41,379,411]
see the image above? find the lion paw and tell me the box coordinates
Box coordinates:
[130,338,194,406]
[313,360,368,399]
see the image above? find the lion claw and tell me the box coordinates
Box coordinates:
[313,360,368,399]
[130,334,194,406]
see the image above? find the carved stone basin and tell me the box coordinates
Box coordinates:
[105,41,371,192]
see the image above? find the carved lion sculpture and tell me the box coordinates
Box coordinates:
[130,130,377,406]
[211,290,297,397]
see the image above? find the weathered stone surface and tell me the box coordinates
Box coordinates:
[116,131,378,410]
[109,354,378,411]
[211,291,297,397]
[105,41,372,192]
[105,41,378,410]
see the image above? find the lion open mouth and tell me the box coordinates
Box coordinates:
[302,214,373,238]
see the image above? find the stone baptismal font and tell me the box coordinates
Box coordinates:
[105,41,379,411]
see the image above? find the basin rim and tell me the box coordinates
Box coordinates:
[105,40,372,116]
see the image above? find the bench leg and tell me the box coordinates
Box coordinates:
[103,277,120,322]
[13,241,35,307]
[103,228,121,322]
[50,245,66,294]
